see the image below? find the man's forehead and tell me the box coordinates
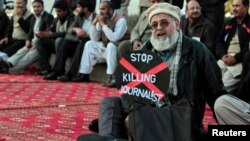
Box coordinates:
[150,14,173,22]
[100,2,108,8]
[187,0,200,7]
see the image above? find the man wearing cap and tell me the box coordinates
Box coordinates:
[77,2,227,141]
[118,0,164,59]
[0,0,54,73]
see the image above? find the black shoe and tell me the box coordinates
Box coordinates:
[72,74,90,82]
[0,58,10,73]
[88,119,99,133]
[58,74,72,82]
[43,71,60,80]
[104,75,116,88]
[36,69,52,76]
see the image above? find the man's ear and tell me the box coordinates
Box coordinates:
[175,20,181,30]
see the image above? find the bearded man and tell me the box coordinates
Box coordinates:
[77,2,227,141]
[74,0,128,87]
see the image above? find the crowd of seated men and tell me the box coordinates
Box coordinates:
[0,0,249,93]
[0,0,250,140]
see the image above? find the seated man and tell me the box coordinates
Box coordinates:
[77,2,227,141]
[36,0,75,76]
[74,1,128,87]
[0,10,10,44]
[44,0,96,81]
[216,0,250,95]
[181,0,216,56]
[0,10,10,60]
[214,51,250,125]
[118,0,163,59]
[0,0,33,58]
[0,0,53,73]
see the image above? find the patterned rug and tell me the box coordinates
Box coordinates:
[0,73,216,141]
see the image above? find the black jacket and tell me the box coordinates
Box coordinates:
[237,51,250,104]
[5,9,34,40]
[216,14,250,62]
[141,35,227,140]
[65,13,97,41]
[28,11,54,41]
[181,15,216,55]
[49,12,75,39]
[0,10,10,40]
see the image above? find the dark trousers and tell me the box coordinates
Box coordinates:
[37,38,56,71]
[0,39,25,57]
[67,38,88,76]
[54,38,89,75]
[99,97,128,139]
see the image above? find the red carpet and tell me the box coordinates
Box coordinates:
[0,73,216,140]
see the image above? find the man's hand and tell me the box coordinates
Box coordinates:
[25,40,32,49]
[222,55,237,66]
[132,41,142,51]
[73,28,88,38]
[0,37,8,45]
[35,31,52,39]
[15,7,25,19]
[97,15,107,26]
[222,55,229,63]
[226,56,237,66]
[92,16,99,25]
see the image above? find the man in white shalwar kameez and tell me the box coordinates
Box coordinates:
[73,0,128,87]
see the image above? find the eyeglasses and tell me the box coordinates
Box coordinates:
[150,20,175,30]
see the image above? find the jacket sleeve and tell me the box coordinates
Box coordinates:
[102,18,128,42]
[5,17,14,40]
[234,42,249,63]
[215,24,228,59]
[66,15,80,34]
[234,22,250,63]
[90,24,101,41]
[17,14,34,34]
[52,14,75,38]
[1,12,11,39]
[198,44,227,111]
[130,13,144,43]
[203,21,217,54]
[44,14,54,31]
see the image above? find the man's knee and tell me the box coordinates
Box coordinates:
[101,96,121,108]
[84,41,95,51]
[214,95,232,114]
[118,40,131,58]
[107,42,117,50]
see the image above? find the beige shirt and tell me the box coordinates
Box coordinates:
[139,0,149,7]
[12,10,32,40]
[227,30,241,56]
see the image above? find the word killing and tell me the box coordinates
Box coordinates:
[123,73,156,83]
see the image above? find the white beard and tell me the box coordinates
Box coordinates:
[150,30,180,52]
